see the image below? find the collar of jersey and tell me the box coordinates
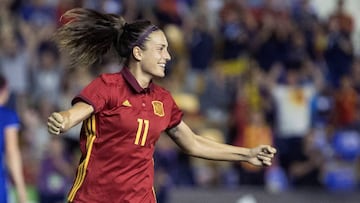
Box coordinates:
[121,67,154,94]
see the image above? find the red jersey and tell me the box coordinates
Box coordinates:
[67,68,183,203]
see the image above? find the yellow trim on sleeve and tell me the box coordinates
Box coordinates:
[68,115,97,202]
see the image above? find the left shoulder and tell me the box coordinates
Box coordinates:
[0,106,19,127]
[0,106,17,117]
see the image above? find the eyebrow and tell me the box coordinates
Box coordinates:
[155,44,168,48]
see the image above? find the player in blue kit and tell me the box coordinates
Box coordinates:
[0,74,27,203]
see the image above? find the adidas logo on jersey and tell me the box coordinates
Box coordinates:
[122,100,132,107]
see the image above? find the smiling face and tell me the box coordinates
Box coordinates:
[139,30,171,78]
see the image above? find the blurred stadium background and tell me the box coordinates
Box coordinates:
[1,0,360,202]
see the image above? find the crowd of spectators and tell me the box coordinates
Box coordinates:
[0,0,359,202]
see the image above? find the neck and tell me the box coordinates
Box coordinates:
[127,61,152,88]
[0,89,9,105]
[0,95,6,106]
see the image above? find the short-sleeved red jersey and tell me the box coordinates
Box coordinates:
[67,68,183,203]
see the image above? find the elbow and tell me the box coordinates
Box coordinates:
[172,136,198,156]
[179,140,201,157]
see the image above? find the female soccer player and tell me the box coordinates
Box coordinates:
[47,8,276,203]
[0,74,27,203]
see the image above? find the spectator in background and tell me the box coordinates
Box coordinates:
[322,128,360,191]
[346,102,360,133]
[233,110,273,186]
[286,28,308,65]
[30,41,63,107]
[332,75,358,128]
[37,136,73,203]
[324,3,354,88]
[184,12,214,94]
[0,0,19,26]
[292,0,318,32]
[199,63,235,132]
[252,11,292,72]
[266,60,323,186]
[154,0,184,27]
[230,61,272,143]
[117,0,140,22]
[0,74,27,203]
[311,85,334,127]
[273,104,330,190]
[0,26,30,111]
[329,0,354,37]
[351,58,360,93]
[20,96,60,192]
[291,0,319,62]
[310,21,328,64]
[154,134,183,203]
[190,128,232,188]
[218,0,249,60]
[20,0,56,29]
[291,127,328,187]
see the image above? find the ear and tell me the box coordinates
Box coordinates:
[132,46,142,61]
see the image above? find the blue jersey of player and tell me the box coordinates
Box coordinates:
[0,105,20,202]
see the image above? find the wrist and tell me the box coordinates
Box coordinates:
[242,148,252,162]
[59,111,70,132]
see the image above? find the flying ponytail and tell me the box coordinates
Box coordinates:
[54,8,126,68]
[55,8,159,68]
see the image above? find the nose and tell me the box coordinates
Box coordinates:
[164,49,171,61]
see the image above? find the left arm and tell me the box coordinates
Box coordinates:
[167,121,276,166]
[5,127,27,203]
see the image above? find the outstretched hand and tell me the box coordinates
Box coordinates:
[248,145,277,167]
[47,112,65,135]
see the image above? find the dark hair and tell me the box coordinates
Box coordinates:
[0,74,6,90]
[54,8,159,68]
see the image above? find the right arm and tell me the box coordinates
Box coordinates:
[47,102,94,135]
[167,121,276,166]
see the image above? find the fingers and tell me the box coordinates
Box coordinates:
[257,154,273,166]
[261,145,277,154]
[50,112,64,126]
[257,145,277,166]
[258,151,274,158]
[262,160,272,166]
[48,125,60,135]
[47,112,64,135]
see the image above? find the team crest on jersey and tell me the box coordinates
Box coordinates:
[152,101,164,117]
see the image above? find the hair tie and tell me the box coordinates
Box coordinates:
[131,25,159,48]
[115,22,128,46]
